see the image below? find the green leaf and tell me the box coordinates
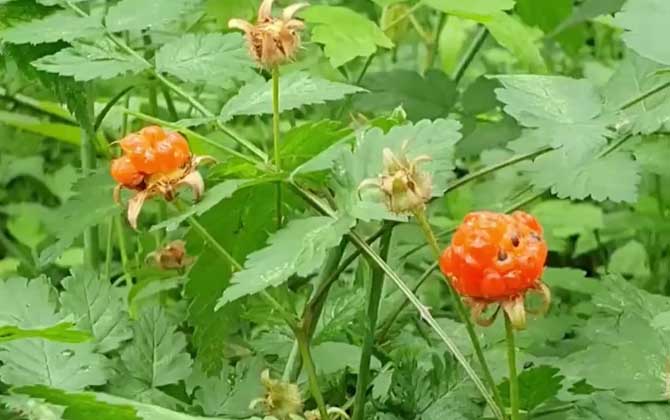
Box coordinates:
[310,341,381,375]
[155,33,255,90]
[542,268,603,295]
[152,179,249,232]
[339,119,461,221]
[105,0,200,32]
[603,52,670,134]
[0,276,61,329]
[60,268,132,354]
[495,75,603,126]
[354,70,458,122]
[0,324,89,344]
[220,71,366,122]
[280,120,353,172]
[608,240,651,278]
[186,185,276,373]
[498,366,564,411]
[529,150,641,202]
[422,383,483,420]
[39,170,121,266]
[302,5,394,67]
[567,392,670,419]
[0,11,102,44]
[32,41,148,82]
[0,338,108,390]
[217,216,355,307]
[422,0,515,21]
[119,303,192,389]
[634,136,670,176]
[614,0,670,65]
[187,358,263,417]
[484,12,548,73]
[531,199,604,251]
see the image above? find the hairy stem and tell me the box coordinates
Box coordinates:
[295,327,330,420]
[272,66,283,228]
[352,226,393,420]
[505,314,520,420]
[452,25,488,83]
[413,208,506,417]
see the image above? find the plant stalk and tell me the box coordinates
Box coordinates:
[80,84,100,270]
[452,25,488,83]
[295,327,330,420]
[272,66,283,228]
[505,314,520,420]
[352,226,393,420]
[413,208,506,417]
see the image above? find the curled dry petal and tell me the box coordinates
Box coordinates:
[146,240,194,270]
[526,282,551,316]
[501,295,527,331]
[176,170,205,201]
[228,18,254,32]
[257,0,274,21]
[127,190,151,230]
[282,2,309,21]
[467,299,500,327]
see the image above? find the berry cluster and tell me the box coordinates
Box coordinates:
[111,126,191,188]
[440,211,548,301]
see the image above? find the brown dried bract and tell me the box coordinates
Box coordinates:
[146,240,194,270]
[229,0,309,68]
[114,155,215,229]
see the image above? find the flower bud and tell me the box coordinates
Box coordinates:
[250,369,303,419]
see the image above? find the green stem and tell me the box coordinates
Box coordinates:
[352,226,393,420]
[505,314,520,420]
[272,66,283,228]
[114,215,132,296]
[104,218,114,281]
[295,328,330,420]
[452,25,488,83]
[80,84,100,270]
[187,215,241,271]
[413,208,506,417]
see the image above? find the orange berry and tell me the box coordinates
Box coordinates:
[139,125,166,145]
[111,156,144,187]
[439,211,548,302]
[154,131,191,172]
[119,133,151,156]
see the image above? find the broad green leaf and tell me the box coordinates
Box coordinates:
[634,137,670,176]
[498,366,564,411]
[516,0,586,53]
[565,392,670,419]
[422,383,483,420]
[542,268,603,295]
[205,0,255,26]
[614,0,670,65]
[310,341,381,375]
[152,179,249,232]
[354,70,458,122]
[39,170,121,266]
[32,42,148,82]
[187,358,263,417]
[217,215,354,307]
[0,11,102,44]
[484,12,548,73]
[0,338,108,390]
[0,110,81,145]
[531,200,604,251]
[186,185,275,373]
[608,240,650,278]
[556,0,626,33]
[0,324,89,344]
[302,5,394,67]
[603,52,670,134]
[495,75,603,126]
[0,393,65,419]
[7,211,46,250]
[340,119,461,221]
[60,268,132,353]
[529,150,640,202]
[220,71,365,121]
[12,385,238,420]
[0,277,61,329]
[280,120,352,172]
[120,303,192,389]
[105,0,200,32]
[155,33,255,90]
[422,0,515,21]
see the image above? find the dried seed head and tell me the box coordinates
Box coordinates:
[229,0,309,68]
[146,240,194,270]
[250,370,303,419]
[358,142,432,214]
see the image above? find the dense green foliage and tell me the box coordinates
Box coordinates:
[1,0,670,419]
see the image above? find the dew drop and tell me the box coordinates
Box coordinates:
[61,349,74,358]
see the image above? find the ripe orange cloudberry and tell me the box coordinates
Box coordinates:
[439,211,550,330]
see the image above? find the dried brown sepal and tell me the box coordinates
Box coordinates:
[465,299,500,327]
[501,295,527,331]
[304,407,350,420]
[358,142,432,214]
[525,281,551,316]
[229,0,309,68]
